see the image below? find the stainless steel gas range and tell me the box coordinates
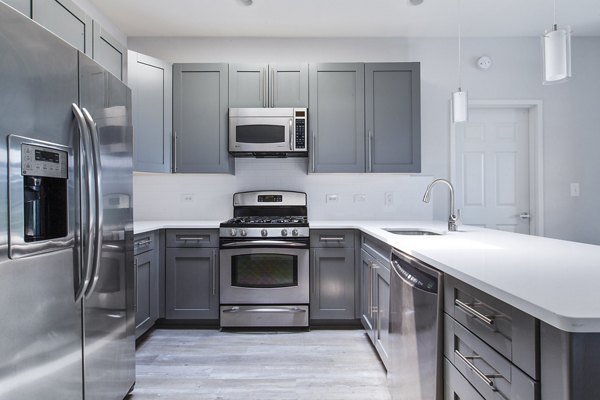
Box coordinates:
[219,191,309,328]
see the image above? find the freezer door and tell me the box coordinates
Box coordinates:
[0,3,83,400]
[79,53,135,400]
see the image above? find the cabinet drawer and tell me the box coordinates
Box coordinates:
[445,314,538,400]
[134,231,155,255]
[310,230,355,248]
[444,275,538,379]
[166,229,219,248]
[361,234,390,266]
[444,358,485,400]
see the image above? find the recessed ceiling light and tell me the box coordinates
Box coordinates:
[239,0,253,6]
[409,0,424,5]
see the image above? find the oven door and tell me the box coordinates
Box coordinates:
[229,116,293,153]
[220,245,309,304]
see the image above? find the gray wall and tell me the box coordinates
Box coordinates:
[129,36,600,245]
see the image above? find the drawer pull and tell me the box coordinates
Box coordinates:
[455,299,496,326]
[319,236,344,241]
[177,236,207,241]
[134,239,151,247]
[455,350,501,389]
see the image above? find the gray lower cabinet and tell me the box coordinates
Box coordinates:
[309,63,365,173]
[173,63,233,173]
[444,358,485,400]
[128,50,172,173]
[2,0,30,16]
[32,0,92,55]
[165,247,219,319]
[365,63,421,172]
[310,230,357,321]
[229,63,308,108]
[92,20,126,81]
[135,232,159,339]
[360,235,392,369]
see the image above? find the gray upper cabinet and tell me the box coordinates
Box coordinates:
[2,0,31,17]
[128,50,172,173]
[173,63,234,173]
[92,21,126,81]
[309,63,365,173]
[229,63,308,108]
[32,0,92,55]
[365,63,421,173]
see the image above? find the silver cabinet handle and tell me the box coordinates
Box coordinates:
[134,239,152,248]
[72,104,94,303]
[455,299,495,326]
[368,261,373,315]
[133,257,138,313]
[263,67,267,108]
[289,119,293,151]
[220,240,307,248]
[173,131,177,172]
[312,250,316,295]
[455,350,501,389]
[319,236,345,242]
[177,236,207,241]
[367,130,373,172]
[271,68,275,107]
[222,307,306,314]
[519,212,531,220]
[312,131,316,172]
[82,108,103,299]
[212,249,217,296]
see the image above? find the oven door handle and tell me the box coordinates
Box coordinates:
[220,240,308,248]
[222,307,307,314]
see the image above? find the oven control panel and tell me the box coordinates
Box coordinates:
[220,227,309,238]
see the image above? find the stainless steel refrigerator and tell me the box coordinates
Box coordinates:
[0,3,135,399]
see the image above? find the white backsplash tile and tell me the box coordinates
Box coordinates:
[134,158,434,221]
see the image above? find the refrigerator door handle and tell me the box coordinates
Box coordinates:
[72,104,96,303]
[82,108,104,298]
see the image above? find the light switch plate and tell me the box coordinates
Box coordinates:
[354,194,366,202]
[326,194,339,203]
[181,193,194,202]
[570,183,580,197]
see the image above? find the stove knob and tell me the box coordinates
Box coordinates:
[292,229,299,236]
[240,229,247,237]
[261,229,268,237]
[281,229,288,236]
[230,229,237,236]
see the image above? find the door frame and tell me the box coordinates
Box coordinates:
[449,99,545,236]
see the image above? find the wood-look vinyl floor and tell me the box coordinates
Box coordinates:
[128,329,390,400]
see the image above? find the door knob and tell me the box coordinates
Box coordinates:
[519,212,531,220]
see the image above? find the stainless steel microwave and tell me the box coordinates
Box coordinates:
[228,108,307,157]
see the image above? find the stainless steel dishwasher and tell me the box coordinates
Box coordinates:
[389,249,443,400]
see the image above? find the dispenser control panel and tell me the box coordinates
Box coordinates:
[21,144,67,179]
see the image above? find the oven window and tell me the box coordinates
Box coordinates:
[231,253,298,288]
[235,125,285,144]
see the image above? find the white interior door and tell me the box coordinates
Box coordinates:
[455,107,530,233]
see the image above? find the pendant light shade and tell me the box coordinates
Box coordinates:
[452,90,468,123]
[542,25,571,84]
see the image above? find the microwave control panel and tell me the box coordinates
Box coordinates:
[294,109,307,151]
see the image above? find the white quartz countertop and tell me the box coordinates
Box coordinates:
[134,219,600,333]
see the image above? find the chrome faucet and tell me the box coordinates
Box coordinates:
[423,179,458,232]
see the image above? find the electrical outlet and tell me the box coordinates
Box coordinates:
[326,194,339,203]
[181,193,194,203]
[570,183,580,197]
[385,192,394,206]
[353,194,367,203]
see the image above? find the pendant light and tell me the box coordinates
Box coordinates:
[451,0,468,123]
[542,0,571,84]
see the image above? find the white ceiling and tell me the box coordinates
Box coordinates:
[88,0,600,38]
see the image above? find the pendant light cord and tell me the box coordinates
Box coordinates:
[553,0,557,30]
[457,0,462,90]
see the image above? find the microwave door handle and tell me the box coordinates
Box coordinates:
[289,119,293,151]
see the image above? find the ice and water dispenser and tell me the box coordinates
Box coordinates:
[8,135,72,258]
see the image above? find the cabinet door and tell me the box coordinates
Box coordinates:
[360,249,376,342]
[365,63,421,172]
[135,249,158,339]
[270,64,308,108]
[309,63,365,173]
[32,0,92,55]
[3,0,31,17]
[374,262,391,369]
[310,248,355,320]
[92,21,126,81]
[173,63,233,173]
[165,248,219,319]
[129,51,172,173]
[229,63,267,108]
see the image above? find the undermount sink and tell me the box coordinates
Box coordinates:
[383,228,442,236]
